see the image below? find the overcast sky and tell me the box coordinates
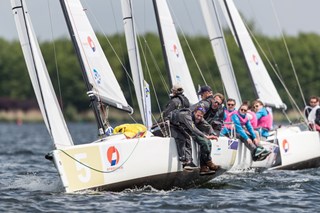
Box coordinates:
[1,0,320,41]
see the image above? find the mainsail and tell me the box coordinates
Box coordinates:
[11,0,73,148]
[152,0,198,104]
[222,0,286,109]
[60,0,133,113]
[200,0,242,108]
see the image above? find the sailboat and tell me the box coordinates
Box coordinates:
[11,0,230,193]
[200,0,320,170]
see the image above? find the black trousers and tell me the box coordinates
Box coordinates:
[170,126,192,162]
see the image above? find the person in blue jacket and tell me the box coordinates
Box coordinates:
[221,102,270,161]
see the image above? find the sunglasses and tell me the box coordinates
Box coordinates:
[254,105,260,108]
[213,101,221,105]
[227,103,235,106]
[240,108,247,112]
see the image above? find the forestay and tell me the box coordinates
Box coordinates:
[11,0,73,148]
[61,0,132,112]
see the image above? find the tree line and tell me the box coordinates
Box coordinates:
[0,32,319,120]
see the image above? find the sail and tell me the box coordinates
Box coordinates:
[153,0,198,104]
[61,0,133,113]
[11,0,73,148]
[223,0,286,109]
[121,0,152,127]
[200,0,242,108]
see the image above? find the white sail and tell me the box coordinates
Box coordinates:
[121,0,151,126]
[11,0,73,148]
[61,0,132,113]
[200,0,242,108]
[223,0,286,109]
[153,0,198,104]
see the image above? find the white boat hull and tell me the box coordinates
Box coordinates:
[214,127,320,172]
[51,134,230,193]
[269,127,320,170]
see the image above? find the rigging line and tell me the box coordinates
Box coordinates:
[244,0,280,78]
[139,36,166,114]
[132,24,170,97]
[47,0,63,110]
[270,0,307,108]
[167,0,207,85]
[108,0,135,107]
[245,22,306,121]
[121,4,167,115]
[57,136,143,174]
[81,1,133,84]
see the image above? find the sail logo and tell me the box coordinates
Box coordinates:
[252,54,259,65]
[93,69,101,84]
[87,36,96,52]
[282,139,289,153]
[145,87,150,97]
[172,44,179,57]
[107,146,120,166]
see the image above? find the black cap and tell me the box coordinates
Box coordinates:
[197,85,212,95]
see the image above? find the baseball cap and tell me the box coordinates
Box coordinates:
[197,85,212,95]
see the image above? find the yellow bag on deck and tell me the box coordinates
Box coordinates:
[113,123,147,139]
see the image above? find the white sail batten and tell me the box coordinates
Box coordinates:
[62,0,132,113]
[11,0,73,148]
[200,0,242,108]
[153,0,198,104]
[121,0,151,126]
[224,0,286,109]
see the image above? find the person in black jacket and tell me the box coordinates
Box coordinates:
[168,107,217,171]
[192,107,220,175]
[161,84,190,120]
[194,90,225,136]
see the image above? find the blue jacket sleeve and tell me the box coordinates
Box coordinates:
[232,114,249,141]
[256,108,267,120]
[245,120,256,140]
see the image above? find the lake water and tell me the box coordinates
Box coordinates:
[0,122,319,212]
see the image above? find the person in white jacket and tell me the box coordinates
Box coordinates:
[304,96,320,131]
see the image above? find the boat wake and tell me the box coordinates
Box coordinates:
[1,173,63,193]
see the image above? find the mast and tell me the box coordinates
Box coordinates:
[121,0,152,129]
[59,0,105,136]
[200,0,242,108]
[152,0,172,87]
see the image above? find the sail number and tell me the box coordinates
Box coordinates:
[74,153,91,183]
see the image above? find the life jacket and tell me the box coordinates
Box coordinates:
[257,108,273,130]
[307,105,320,123]
[236,111,249,126]
[113,123,147,139]
[224,109,237,129]
[247,111,258,129]
[176,94,190,109]
[304,106,313,118]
